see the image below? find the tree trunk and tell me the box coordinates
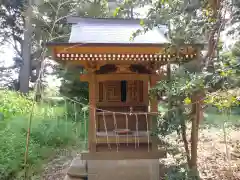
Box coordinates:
[204,0,221,71]
[19,1,33,94]
[189,94,201,177]
[34,61,42,102]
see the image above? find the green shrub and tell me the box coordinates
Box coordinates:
[0,90,87,179]
[0,90,32,120]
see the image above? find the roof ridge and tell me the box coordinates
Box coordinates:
[67,16,145,24]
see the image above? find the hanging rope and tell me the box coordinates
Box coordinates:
[135,114,140,148]
[113,112,119,151]
[125,113,129,146]
[77,104,82,140]
[64,99,68,133]
[62,94,207,116]
[94,108,98,145]
[84,109,87,150]
[74,102,78,136]
[102,111,111,150]
[145,113,150,152]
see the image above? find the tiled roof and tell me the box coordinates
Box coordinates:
[67,17,169,44]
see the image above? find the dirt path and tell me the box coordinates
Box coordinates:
[42,150,78,180]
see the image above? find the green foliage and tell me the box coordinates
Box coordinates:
[113,0,151,18]
[59,66,89,103]
[0,90,32,120]
[77,0,110,18]
[165,164,200,180]
[151,69,196,136]
[0,91,87,179]
[205,91,239,110]
[0,0,23,47]
[145,0,212,44]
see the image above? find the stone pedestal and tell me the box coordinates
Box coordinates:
[87,159,159,180]
[64,156,87,180]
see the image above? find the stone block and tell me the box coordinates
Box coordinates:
[67,156,87,178]
[88,159,159,180]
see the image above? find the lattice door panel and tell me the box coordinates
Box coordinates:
[104,81,121,102]
[127,80,143,103]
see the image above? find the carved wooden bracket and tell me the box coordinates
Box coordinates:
[85,61,101,72]
[115,65,133,73]
[146,62,157,73]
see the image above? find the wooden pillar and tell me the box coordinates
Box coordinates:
[150,76,158,112]
[143,80,149,106]
[88,71,96,152]
[149,75,158,150]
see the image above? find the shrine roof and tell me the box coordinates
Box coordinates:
[46,17,204,64]
[61,17,170,45]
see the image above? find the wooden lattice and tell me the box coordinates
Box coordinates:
[104,81,121,102]
[127,80,143,103]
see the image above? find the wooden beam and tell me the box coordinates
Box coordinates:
[97,74,149,82]
[52,45,166,54]
[96,136,152,144]
[81,149,166,160]
[49,44,203,55]
[96,102,147,107]
[80,74,150,82]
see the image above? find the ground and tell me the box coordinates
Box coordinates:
[198,129,240,180]
[42,116,240,180]
[161,128,240,180]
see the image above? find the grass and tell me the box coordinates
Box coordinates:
[158,104,240,128]
[0,90,87,180]
[202,112,240,128]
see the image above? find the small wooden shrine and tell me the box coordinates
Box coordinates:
[47,17,203,180]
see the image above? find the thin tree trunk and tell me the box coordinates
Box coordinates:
[130,6,134,18]
[180,110,191,165]
[190,97,201,175]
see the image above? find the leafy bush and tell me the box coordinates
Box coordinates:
[0,90,32,120]
[0,90,86,179]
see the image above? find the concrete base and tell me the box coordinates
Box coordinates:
[88,159,159,180]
